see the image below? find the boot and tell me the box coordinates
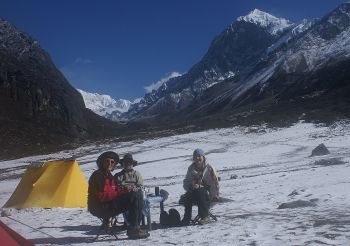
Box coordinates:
[181,218,191,226]
[127,227,150,239]
[198,216,210,225]
[101,218,111,228]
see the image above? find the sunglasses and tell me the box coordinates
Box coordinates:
[104,158,116,165]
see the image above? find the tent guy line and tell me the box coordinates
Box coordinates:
[5,216,57,240]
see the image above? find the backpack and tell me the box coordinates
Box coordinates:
[160,210,169,226]
[159,208,181,227]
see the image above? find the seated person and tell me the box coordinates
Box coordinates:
[115,153,144,224]
[115,153,143,189]
[181,148,220,225]
[88,151,149,239]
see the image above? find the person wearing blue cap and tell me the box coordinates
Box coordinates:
[182,148,220,225]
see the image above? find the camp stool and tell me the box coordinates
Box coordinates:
[191,210,218,225]
[93,186,168,240]
[191,198,219,225]
[179,193,219,225]
[93,216,124,241]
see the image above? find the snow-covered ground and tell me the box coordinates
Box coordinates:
[1,121,350,245]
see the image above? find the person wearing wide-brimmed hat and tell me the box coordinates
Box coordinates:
[87,151,149,239]
[115,153,143,189]
[115,153,144,226]
[181,148,220,225]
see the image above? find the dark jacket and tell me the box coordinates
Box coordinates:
[88,169,126,218]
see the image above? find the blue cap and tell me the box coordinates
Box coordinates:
[193,148,205,159]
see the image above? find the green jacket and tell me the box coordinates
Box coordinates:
[115,169,143,188]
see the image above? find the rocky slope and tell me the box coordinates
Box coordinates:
[0,18,121,159]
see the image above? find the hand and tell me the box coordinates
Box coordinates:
[192,183,200,189]
[125,184,133,192]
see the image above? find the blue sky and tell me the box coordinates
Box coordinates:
[1,0,347,100]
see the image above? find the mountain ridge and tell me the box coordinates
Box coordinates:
[121,3,350,125]
[124,9,293,120]
[2,3,350,159]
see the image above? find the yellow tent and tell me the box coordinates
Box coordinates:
[4,160,88,208]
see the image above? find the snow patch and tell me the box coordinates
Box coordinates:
[1,122,350,244]
[237,9,293,35]
[282,27,350,73]
[144,72,182,93]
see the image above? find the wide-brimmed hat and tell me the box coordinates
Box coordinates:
[97,151,119,169]
[120,153,138,166]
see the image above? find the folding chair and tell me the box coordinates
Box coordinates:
[179,192,219,225]
[92,216,125,241]
[191,210,218,225]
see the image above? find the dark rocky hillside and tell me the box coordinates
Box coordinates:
[0,18,122,160]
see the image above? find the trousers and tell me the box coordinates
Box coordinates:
[182,187,210,221]
[103,190,143,227]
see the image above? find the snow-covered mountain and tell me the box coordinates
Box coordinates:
[126,3,350,124]
[126,9,294,120]
[78,89,137,121]
[217,3,350,108]
[281,5,350,73]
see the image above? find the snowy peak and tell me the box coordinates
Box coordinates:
[237,9,293,35]
[78,89,132,117]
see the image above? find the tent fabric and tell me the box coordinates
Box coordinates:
[4,160,88,208]
[0,220,34,246]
